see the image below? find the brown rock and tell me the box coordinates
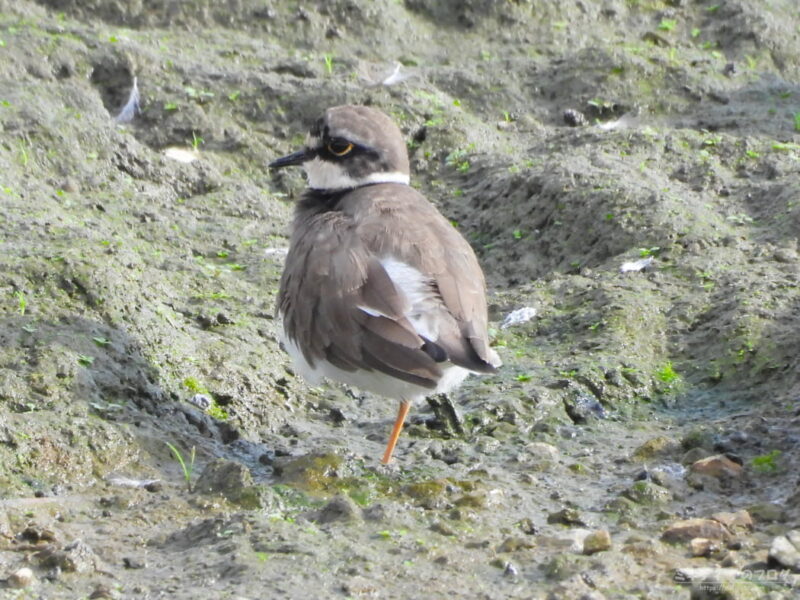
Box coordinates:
[661,518,731,543]
[583,530,612,555]
[690,455,743,479]
[497,536,536,553]
[632,436,679,461]
[8,567,34,589]
[689,537,719,557]
[711,510,753,531]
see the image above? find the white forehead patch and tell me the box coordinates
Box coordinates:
[303,157,409,190]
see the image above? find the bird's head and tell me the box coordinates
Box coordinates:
[269,105,411,191]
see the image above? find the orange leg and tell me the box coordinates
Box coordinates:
[381,400,411,464]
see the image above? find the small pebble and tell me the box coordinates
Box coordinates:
[563,108,588,126]
[689,537,718,557]
[690,454,743,479]
[497,536,535,553]
[547,507,590,527]
[503,561,518,577]
[768,530,800,571]
[711,510,753,531]
[662,518,731,543]
[123,556,146,569]
[583,530,612,555]
[8,567,34,588]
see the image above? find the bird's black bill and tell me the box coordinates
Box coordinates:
[269,149,310,169]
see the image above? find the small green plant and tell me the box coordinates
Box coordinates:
[78,355,95,367]
[656,362,679,383]
[207,401,229,420]
[17,142,29,167]
[183,376,208,393]
[445,147,472,173]
[164,101,178,111]
[185,87,214,101]
[191,131,204,151]
[227,90,241,102]
[377,529,407,540]
[92,336,111,347]
[745,149,760,159]
[793,112,800,132]
[323,53,334,75]
[216,250,229,258]
[690,27,701,38]
[512,229,524,240]
[15,290,26,315]
[772,141,800,152]
[751,450,781,474]
[515,374,532,382]
[165,441,196,491]
[658,19,677,32]
[639,246,660,258]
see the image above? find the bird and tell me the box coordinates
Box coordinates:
[270,105,501,464]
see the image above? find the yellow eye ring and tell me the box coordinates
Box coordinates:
[327,141,354,156]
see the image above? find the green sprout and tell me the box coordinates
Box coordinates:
[751,450,781,474]
[658,19,677,32]
[185,87,214,101]
[183,376,207,394]
[165,442,196,491]
[445,148,472,173]
[772,141,800,152]
[656,362,679,383]
[639,246,660,258]
[191,131,204,151]
[15,290,26,315]
[793,112,800,133]
[207,402,229,421]
[78,355,95,367]
[17,142,29,167]
[323,53,334,75]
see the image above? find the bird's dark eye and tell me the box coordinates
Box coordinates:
[327,139,354,157]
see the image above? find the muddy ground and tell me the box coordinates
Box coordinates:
[1,0,799,598]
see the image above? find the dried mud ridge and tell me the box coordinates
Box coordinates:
[1,0,799,598]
